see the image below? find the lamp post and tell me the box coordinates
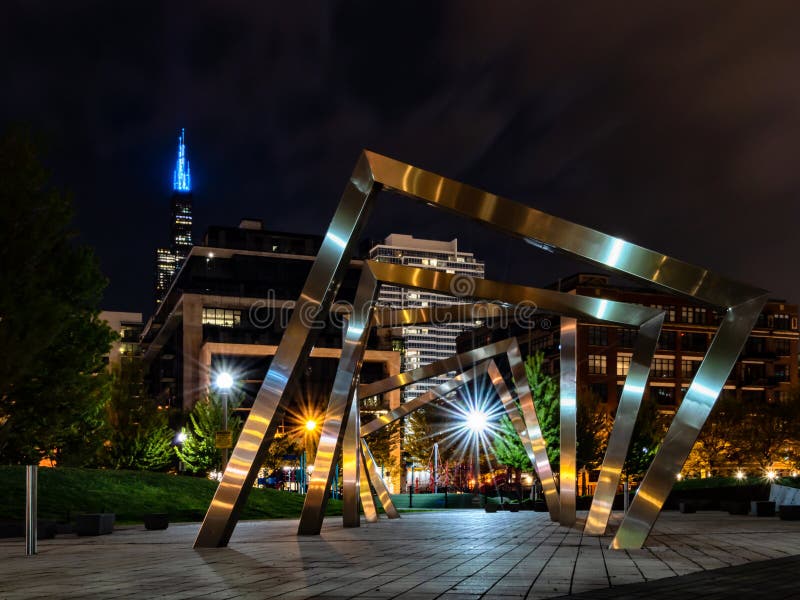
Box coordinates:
[466,409,487,507]
[215,372,234,471]
[302,419,317,494]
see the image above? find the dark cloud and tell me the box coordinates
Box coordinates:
[2,1,800,315]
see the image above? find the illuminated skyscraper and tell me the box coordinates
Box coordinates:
[369,234,485,404]
[155,129,194,304]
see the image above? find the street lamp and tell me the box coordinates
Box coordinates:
[300,419,318,494]
[215,371,234,471]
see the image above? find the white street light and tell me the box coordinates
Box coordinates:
[465,409,487,434]
[215,372,234,390]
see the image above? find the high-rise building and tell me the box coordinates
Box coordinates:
[369,234,485,404]
[155,129,194,304]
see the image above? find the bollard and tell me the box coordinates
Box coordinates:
[623,480,629,513]
[25,465,37,556]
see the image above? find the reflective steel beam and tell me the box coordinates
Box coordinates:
[359,450,379,523]
[504,337,560,521]
[559,318,578,527]
[584,313,663,536]
[611,296,767,548]
[374,303,509,328]
[194,154,380,548]
[342,393,361,528]
[361,439,400,519]
[297,269,380,535]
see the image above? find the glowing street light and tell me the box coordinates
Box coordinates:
[215,372,234,390]
[465,410,488,434]
[766,470,777,481]
[735,470,745,481]
[305,419,318,432]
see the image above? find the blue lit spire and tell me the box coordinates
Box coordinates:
[173,128,191,192]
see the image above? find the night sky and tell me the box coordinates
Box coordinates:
[3,1,800,318]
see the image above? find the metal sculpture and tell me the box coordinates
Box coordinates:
[196,150,767,550]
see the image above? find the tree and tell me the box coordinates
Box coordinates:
[362,416,400,482]
[0,129,114,464]
[576,386,611,471]
[174,392,242,474]
[685,391,743,476]
[101,362,175,471]
[404,408,434,464]
[730,390,800,471]
[492,413,532,500]
[623,395,666,480]
[261,431,303,474]
[524,352,560,468]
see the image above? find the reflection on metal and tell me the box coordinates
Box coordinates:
[611,296,766,548]
[361,439,400,519]
[297,269,379,535]
[194,154,379,548]
[198,149,767,550]
[342,393,362,528]
[359,451,378,523]
[559,318,578,527]
[584,313,663,535]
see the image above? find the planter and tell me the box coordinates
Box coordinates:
[76,513,115,536]
[779,505,800,521]
[751,501,776,517]
[721,501,750,515]
[484,504,499,513]
[144,513,169,530]
[508,504,520,513]
[532,501,548,512]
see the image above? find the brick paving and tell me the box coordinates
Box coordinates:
[0,511,799,599]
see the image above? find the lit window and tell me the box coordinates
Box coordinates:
[588,354,607,375]
[617,355,631,376]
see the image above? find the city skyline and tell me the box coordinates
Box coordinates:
[2,2,800,316]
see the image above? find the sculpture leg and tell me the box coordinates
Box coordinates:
[359,450,379,523]
[507,340,560,521]
[194,154,378,548]
[343,392,362,527]
[297,269,379,535]
[559,318,578,527]
[361,439,400,518]
[611,296,767,548]
[584,314,663,535]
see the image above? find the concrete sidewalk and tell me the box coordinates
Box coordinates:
[0,510,798,599]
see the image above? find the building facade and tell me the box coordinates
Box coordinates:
[369,234,485,403]
[99,310,144,368]
[155,129,194,305]
[141,219,401,415]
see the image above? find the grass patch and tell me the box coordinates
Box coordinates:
[0,466,342,524]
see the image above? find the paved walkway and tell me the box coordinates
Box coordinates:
[0,511,799,599]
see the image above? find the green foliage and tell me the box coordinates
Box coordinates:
[576,385,611,470]
[524,352,560,468]
[0,129,114,464]
[174,392,242,474]
[492,414,531,471]
[262,431,303,473]
[0,466,343,523]
[100,362,175,471]
[404,408,435,464]
[729,389,800,470]
[623,395,667,479]
[362,416,400,480]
